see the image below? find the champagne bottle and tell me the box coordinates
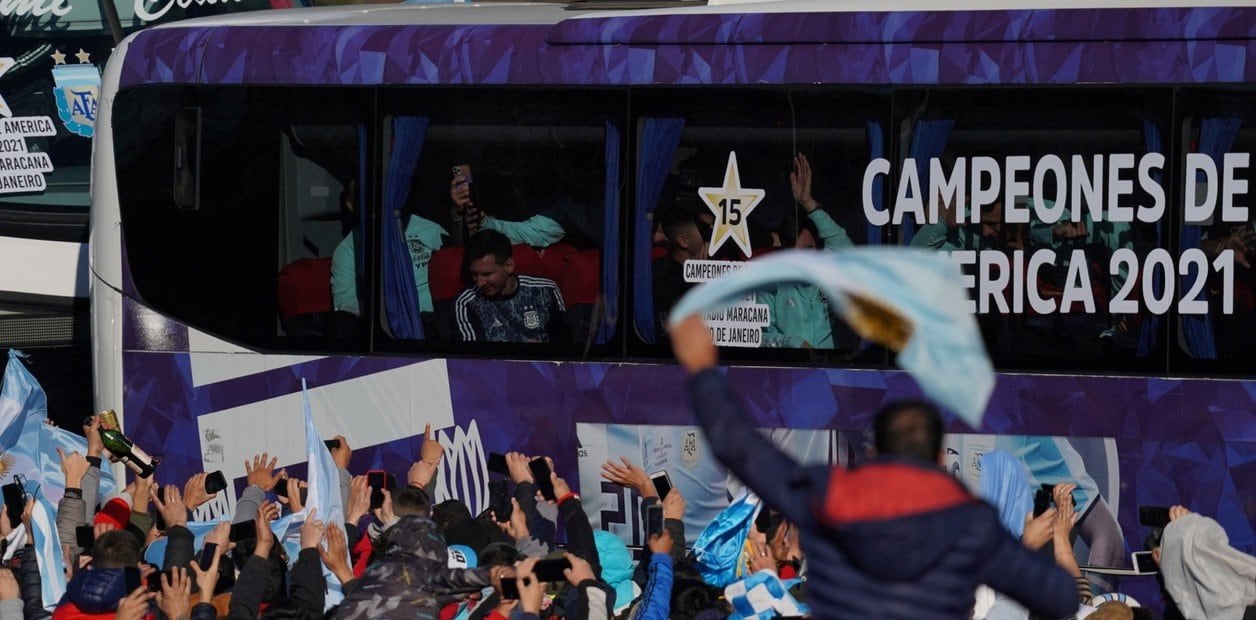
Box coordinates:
[98,427,157,478]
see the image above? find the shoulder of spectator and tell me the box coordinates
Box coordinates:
[166,524,194,541]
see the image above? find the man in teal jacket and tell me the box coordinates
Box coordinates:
[757,154,854,349]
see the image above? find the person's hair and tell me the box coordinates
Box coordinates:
[91,530,141,568]
[392,485,432,518]
[1129,607,1154,620]
[872,400,944,462]
[260,599,322,620]
[671,578,730,620]
[796,212,822,249]
[661,210,700,244]
[431,499,473,532]
[462,229,513,279]
[478,542,522,568]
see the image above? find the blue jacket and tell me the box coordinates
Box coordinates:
[59,568,129,614]
[687,369,1077,620]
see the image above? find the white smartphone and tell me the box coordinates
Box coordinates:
[649,470,673,500]
[1131,550,1157,574]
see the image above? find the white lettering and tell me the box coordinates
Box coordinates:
[1221,152,1249,223]
[862,158,890,227]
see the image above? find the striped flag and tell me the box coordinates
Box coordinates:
[30,493,66,609]
[299,379,345,608]
[668,248,995,427]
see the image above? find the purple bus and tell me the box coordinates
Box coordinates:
[92,0,1256,610]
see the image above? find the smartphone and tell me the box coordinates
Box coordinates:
[204,471,227,495]
[273,480,309,505]
[75,525,95,551]
[487,452,510,476]
[452,164,473,186]
[197,542,218,571]
[1139,505,1171,528]
[123,566,143,592]
[148,570,168,593]
[229,520,256,543]
[649,470,673,501]
[324,439,341,451]
[533,557,572,582]
[489,480,511,523]
[1,478,24,529]
[1032,486,1053,517]
[367,470,392,510]
[645,505,664,538]
[499,576,520,600]
[1131,550,1157,573]
[528,458,556,501]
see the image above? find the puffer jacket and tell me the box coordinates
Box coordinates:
[52,568,133,620]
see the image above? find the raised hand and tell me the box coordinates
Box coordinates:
[156,567,192,620]
[661,488,686,521]
[244,453,283,492]
[115,586,156,620]
[84,417,104,458]
[600,457,655,498]
[254,501,279,558]
[1022,507,1056,551]
[790,153,818,212]
[152,484,188,529]
[182,472,212,511]
[669,314,718,374]
[57,447,90,489]
[318,522,354,585]
[300,508,326,549]
[346,476,371,524]
[330,435,352,471]
[505,452,533,484]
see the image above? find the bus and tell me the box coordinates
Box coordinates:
[91,0,1256,610]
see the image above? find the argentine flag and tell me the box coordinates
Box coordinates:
[669,248,995,427]
[293,379,346,608]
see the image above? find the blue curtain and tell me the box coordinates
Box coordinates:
[1137,120,1164,358]
[354,124,368,315]
[632,117,686,344]
[596,122,621,344]
[904,119,955,245]
[1180,117,1240,359]
[866,120,885,246]
[381,116,429,340]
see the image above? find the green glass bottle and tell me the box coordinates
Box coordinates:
[99,427,156,478]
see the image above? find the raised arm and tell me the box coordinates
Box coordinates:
[670,315,817,526]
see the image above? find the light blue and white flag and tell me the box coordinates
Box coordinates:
[0,350,117,503]
[691,489,760,588]
[299,379,345,608]
[30,492,66,609]
[668,248,996,427]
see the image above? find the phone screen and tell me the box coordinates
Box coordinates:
[1132,551,1158,573]
[198,543,218,571]
[1138,505,1171,528]
[487,452,509,475]
[75,525,95,551]
[650,471,672,500]
[229,520,256,543]
[528,458,556,501]
[489,480,511,523]
[645,505,664,538]
[368,471,387,509]
[2,481,24,529]
[324,439,341,451]
[533,558,571,582]
[499,577,519,600]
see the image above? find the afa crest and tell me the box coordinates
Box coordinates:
[52,64,100,138]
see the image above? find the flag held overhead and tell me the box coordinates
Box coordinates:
[668,247,995,427]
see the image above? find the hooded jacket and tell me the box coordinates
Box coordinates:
[330,515,492,620]
[687,369,1077,620]
[52,567,132,620]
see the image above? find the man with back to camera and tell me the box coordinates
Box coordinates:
[668,314,1078,620]
[454,229,568,344]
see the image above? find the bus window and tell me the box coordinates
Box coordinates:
[1174,88,1256,374]
[373,88,624,356]
[896,87,1171,373]
[115,86,369,351]
[632,89,890,364]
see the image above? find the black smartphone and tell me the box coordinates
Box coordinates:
[229,520,256,543]
[324,439,341,451]
[645,505,664,538]
[367,470,389,509]
[1139,505,1172,528]
[489,480,511,523]
[123,566,142,592]
[273,480,309,505]
[197,542,218,571]
[2,477,24,529]
[1032,486,1053,517]
[1132,550,1158,573]
[487,452,509,476]
[204,471,227,495]
[499,576,520,600]
[75,525,95,551]
[533,557,571,582]
[649,470,673,501]
[528,458,556,501]
[148,570,168,593]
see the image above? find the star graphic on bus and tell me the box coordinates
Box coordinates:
[699,151,764,258]
[0,57,12,117]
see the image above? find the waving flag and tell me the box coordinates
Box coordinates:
[30,493,66,609]
[691,489,760,587]
[0,351,117,502]
[300,379,346,608]
[668,248,995,427]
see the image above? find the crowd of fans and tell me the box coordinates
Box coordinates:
[0,352,1251,618]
